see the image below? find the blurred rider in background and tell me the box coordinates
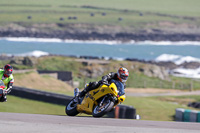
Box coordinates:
[78,67,129,98]
[0,64,14,102]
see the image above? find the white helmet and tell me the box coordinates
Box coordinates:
[117,67,129,83]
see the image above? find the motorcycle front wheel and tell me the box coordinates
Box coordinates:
[65,98,79,116]
[92,99,114,117]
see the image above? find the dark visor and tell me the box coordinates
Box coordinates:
[120,75,128,80]
[5,70,12,75]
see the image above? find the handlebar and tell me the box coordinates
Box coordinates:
[103,83,110,86]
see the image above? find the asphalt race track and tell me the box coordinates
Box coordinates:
[0,112,200,133]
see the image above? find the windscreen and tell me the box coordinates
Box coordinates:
[110,79,125,96]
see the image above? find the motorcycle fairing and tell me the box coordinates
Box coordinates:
[76,83,118,114]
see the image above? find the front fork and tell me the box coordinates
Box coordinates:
[99,94,116,106]
[99,96,106,107]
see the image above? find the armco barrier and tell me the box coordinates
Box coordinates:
[107,104,136,119]
[198,112,200,122]
[190,110,199,122]
[10,86,73,105]
[175,108,185,121]
[10,86,136,119]
[183,109,191,122]
[175,108,200,123]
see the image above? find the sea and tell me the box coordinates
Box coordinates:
[1,37,200,78]
[1,37,200,60]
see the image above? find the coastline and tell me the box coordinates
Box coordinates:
[2,37,200,46]
[1,29,200,42]
[1,38,200,79]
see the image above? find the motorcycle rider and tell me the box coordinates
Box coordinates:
[0,64,14,102]
[78,67,129,98]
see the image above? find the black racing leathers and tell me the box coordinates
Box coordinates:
[79,72,125,97]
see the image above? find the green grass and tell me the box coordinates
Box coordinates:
[123,96,200,121]
[0,95,66,115]
[37,56,81,75]
[1,0,200,16]
[13,71,75,96]
[162,95,200,102]
[171,77,200,91]
[127,73,200,90]
[0,60,10,69]
[0,0,200,29]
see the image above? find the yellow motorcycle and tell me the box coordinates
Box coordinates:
[65,79,126,117]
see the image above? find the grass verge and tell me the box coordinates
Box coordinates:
[123,96,200,121]
[0,0,200,30]
[0,95,66,115]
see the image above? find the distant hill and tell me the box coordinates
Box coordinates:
[2,55,198,90]
[0,0,200,41]
[14,71,74,95]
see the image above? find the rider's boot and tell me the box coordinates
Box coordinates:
[73,86,90,104]
[74,88,79,97]
[73,88,79,103]
[0,95,7,102]
[3,95,7,102]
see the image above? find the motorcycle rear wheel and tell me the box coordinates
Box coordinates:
[65,98,79,116]
[92,99,114,117]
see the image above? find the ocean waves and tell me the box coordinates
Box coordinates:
[0,37,121,45]
[1,37,200,79]
[170,67,200,79]
[155,54,200,65]
[155,54,200,79]
[7,50,49,58]
[1,37,200,46]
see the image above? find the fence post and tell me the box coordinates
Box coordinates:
[160,81,163,88]
[172,81,175,89]
[190,80,193,92]
[144,80,146,88]
[181,82,183,89]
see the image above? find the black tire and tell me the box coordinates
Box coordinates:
[92,99,114,117]
[65,98,79,116]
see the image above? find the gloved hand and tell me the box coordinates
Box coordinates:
[101,79,108,84]
[101,80,110,86]
[3,89,7,95]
